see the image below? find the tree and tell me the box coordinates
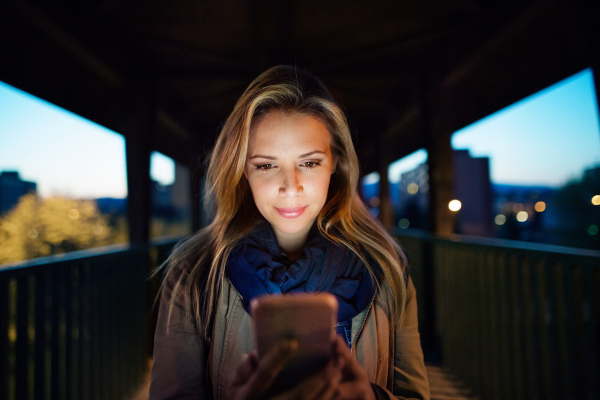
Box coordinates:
[0,194,111,264]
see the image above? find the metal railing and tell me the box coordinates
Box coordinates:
[397,230,600,400]
[0,239,178,400]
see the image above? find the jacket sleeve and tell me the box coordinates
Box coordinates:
[374,276,431,400]
[149,272,211,400]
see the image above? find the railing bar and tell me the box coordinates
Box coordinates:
[0,276,9,400]
[507,254,524,399]
[81,262,91,400]
[521,257,537,398]
[50,267,60,400]
[69,264,79,399]
[491,250,504,400]
[546,260,560,398]
[585,266,600,398]
[62,265,72,399]
[34,269,47,400]
[496,251,510,399]
[532,260,550,400]
[554,260,574,397]
[90,263,101,400]
[483,250,496,400]
[537,259,555,399]
[15,274,29,397]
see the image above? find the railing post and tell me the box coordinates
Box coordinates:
[15,274,29,397]
[0,276,8,400]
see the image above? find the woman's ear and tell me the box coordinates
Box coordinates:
[331,156,337,174]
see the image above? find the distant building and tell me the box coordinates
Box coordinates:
[0,171,37,215]
[583,165,600,182]
[453,150,493,236]
[395,150,492,234]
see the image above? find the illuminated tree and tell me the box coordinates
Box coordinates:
[0,194,111,264]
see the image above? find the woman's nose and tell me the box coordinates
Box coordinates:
[279,168,303,197]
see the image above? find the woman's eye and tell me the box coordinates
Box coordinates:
[303,161,320,168]
[256,164,274,170]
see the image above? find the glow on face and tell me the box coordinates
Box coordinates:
[244,111,334,248]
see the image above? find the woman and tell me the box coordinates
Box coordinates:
[150,66,430,399]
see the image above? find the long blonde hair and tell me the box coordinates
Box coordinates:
[162,65,407,339]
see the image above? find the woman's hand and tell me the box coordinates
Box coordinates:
[227,335,377,400]
[331,335,376,400]
[227,339,298,400]
[227,338,342,400]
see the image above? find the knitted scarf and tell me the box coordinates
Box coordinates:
[225,223,378,322]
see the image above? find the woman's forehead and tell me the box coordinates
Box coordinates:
[248,111,331,153]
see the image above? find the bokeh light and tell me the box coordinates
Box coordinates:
[407,183,419,195]
[398,218,410,229]
[534,201,546,212]
[495,214,506,225]
[588,225,599,236]
[449,200,462,212]
[368,197,380,207]
[516,211,528,222]
[592,195,600,206]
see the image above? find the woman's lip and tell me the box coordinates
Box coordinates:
[275,206,307,218]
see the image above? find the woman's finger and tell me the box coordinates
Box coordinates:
[229,352,256,386]
[272,359,341,400]
[245,339,298,397]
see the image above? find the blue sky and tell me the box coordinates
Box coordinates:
[389,68,600,187]
[1,68,599,199]
[0,83,174,198]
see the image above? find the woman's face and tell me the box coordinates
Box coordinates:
[244,111,334,249]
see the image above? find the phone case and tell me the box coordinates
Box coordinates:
[251,292,338,391]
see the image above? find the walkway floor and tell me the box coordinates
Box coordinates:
[129,361,478,399]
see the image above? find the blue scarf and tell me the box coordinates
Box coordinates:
[225,223,379,322]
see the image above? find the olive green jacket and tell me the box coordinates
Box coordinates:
[150,276,430,400]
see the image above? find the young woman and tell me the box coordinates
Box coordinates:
[150,66,430,400]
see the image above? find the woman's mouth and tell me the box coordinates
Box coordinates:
[275,206,307,218]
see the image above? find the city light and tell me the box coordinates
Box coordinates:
[407,183,419,195]
[495,214,506,225]
[398,218,410,229]
[516,211,528,222]
[448,200,462,212]
[592,195,600,206]
[535,201,546,212]
[368,197,380,207]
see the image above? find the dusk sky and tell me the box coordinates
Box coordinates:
[389,68,600,187]
[1,68,599,199]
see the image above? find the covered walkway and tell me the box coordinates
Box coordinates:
[1,1,600,398]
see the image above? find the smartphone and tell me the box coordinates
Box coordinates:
[251,292,338,390]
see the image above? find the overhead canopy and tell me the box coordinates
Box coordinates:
[1,0,598,172]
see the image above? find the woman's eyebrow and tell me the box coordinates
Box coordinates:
[248,154,276,160]
[298,150,327,158]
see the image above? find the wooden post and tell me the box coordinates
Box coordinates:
[124,90,155,246]
[376,143,393,230]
